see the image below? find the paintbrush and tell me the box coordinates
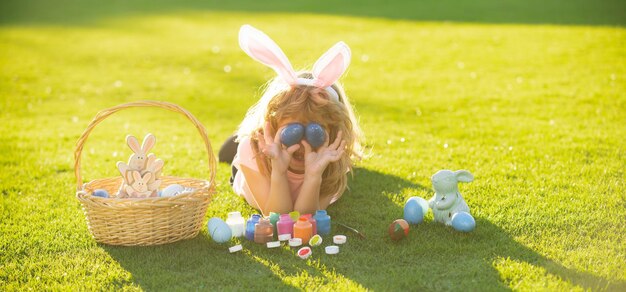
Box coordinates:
[335,222,366,239]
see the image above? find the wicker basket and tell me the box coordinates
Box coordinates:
[75,101,216,246]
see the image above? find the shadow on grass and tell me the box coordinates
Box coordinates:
[103,168,625,290]
[1,0,625,27]
[103,236,300,291]
[327,168,625,290]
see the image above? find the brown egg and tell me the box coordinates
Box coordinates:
[388,219,410,241]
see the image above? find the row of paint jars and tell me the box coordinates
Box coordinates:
[225,210,331,244]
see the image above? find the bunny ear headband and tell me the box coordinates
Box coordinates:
[239,24,351,102]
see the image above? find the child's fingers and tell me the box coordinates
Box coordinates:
[263,122,273,144]
[274,125,286,144]
[329,131,343,149]
[287,144,301,154]
[338,140,347,151]
[322,130,330,148]
[329,149,344,162]
[302,140,312,154]
[328,141,346,162]
[262,148,275,159]
[258,133,267,150]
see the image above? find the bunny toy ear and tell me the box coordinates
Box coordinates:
[127,135,141,153]
[141,133,156,153]
[239,24,298,85]
[312,41,351,88]
[132,171,142,182]
[454,170,474,183]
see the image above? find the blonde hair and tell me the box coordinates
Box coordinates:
[236,73,363,200]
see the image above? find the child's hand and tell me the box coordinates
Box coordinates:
[303,130,346,177]
[259,122,300,174]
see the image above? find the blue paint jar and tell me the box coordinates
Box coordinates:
[245,214,261,241]
[313,210,331,236]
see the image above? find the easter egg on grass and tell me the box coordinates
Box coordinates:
[407,196,429,216]
[305,123,326,148]
[451,212,476,232]
[161,184,184,197]
[207,218,232,244]
[403,199,424,224]
[281,123,304,147]
[92,189,109,198]
[388,219,410,241]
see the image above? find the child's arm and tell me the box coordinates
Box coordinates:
[264,167,293,215]
[294,174,322,214]
[259,122,300,215]
[293,174,336,213]
[294,131,346,213]
[238,164,268,201]
[233,133,293,215]
[238,156,294,216]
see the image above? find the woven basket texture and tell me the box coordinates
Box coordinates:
[74,101,215,246]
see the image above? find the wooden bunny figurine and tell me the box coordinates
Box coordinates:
[428,170,474,225]
[124,171,153,198]
[118,134,156,173]
[116,133,163,198]
[143,154,163,191]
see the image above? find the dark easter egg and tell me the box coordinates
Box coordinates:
[281,123,304,147]
[388,219,410,241]
[305,123,326,148]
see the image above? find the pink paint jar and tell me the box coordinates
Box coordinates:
[277,214,294,237]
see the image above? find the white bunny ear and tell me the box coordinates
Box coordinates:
[312,41,351,88]
[239,24,298,85]
[455,170,474,183]
[127,135,141,153]
[142,133,156,153]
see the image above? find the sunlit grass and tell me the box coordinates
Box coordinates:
[1,4,625,291]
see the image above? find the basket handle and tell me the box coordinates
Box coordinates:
[74,100,216,191]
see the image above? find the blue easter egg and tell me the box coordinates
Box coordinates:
[92,189,109,198]
[305,123,326,148]
[207,217,232,244]
[451,212,476,232]
[403,199,424,224]
[281,123,304,147]
[407,196,429,215]
[161,184,184,197]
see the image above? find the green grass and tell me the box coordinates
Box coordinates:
[1,0,626,26]
[1,0,625,290]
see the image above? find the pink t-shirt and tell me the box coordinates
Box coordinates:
[232,136,340,210]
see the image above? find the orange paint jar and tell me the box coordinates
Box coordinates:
[293,216,313,243]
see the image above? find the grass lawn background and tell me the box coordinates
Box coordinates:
[1,0,625,290]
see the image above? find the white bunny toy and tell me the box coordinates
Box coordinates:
[429,170,474,226]
[124,171,154,198]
